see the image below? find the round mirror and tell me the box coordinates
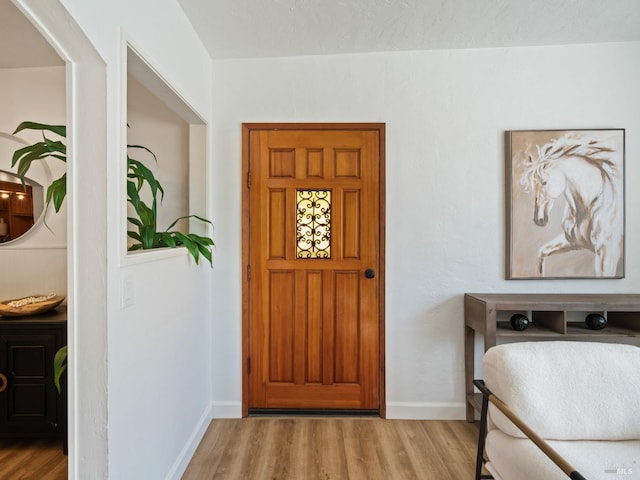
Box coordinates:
[0,133,49,244]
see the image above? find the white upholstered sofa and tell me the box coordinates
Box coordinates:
[475,341,640,480]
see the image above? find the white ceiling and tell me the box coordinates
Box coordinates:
[178,0,640,59]
[1,1,639,67]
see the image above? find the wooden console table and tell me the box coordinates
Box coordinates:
[464,293,640,421]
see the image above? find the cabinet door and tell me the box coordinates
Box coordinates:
[0,330,61,436]
[10,194,33,216]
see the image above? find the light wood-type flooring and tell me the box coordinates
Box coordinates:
[0,438,67,480]
[183,418,480,480]
[0,418,480,479]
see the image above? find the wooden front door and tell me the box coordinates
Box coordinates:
[243,124,385,414]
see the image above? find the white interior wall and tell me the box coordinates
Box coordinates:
[56,0,213,478]
[210,41,640,418]
[0,66,66,299]
[8,2,640,477]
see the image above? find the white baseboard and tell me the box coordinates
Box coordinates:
[385,402,466,420]
[165,402,213,480]
[185,401,463,422]
[212,401,243,419]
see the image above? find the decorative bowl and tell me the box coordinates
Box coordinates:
[0,294,65,317]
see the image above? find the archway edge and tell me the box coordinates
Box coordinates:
[13,1,108,479]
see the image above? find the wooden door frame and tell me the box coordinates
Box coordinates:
[241,123,386,417]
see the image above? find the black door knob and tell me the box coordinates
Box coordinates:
[364,269,376,279]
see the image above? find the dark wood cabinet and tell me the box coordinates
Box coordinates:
[0,308,66,443]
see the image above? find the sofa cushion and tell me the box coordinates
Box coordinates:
[484,341,640,440]
[486,429,640,480]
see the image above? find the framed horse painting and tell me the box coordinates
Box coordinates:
[506,128,625,279]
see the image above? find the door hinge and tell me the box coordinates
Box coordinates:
[247,356,251,375]
[247,171,251,189]
[247,264,251,281]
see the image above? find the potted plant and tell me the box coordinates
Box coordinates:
[126,144,213,265]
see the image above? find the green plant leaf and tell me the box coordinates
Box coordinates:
[157,232,177,248]
[191,214,213,226]
[189,233,214,266]
[165,214,213,231]
[172,231,200,263]
[164,217,182,232]
[127,180,141,211]
[127,230,142,242]
[53,345,67,394]
[127,144,158,163]
[127,157,164,202]
[140,225,156,249]
[13,121,66,138]
[196,240,213,266]
[135,201,156,231]
[42,137,67,157]
[10,122,67,211]
[12,137,65,178]
[12,142,49,177]
[189,232,215,245]
[47,173,67,213]
[127,216,143,227]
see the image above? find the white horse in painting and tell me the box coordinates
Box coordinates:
[520,135,623,276]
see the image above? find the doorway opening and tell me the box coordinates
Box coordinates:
[3,1,109,478]
[242,123,386,417]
